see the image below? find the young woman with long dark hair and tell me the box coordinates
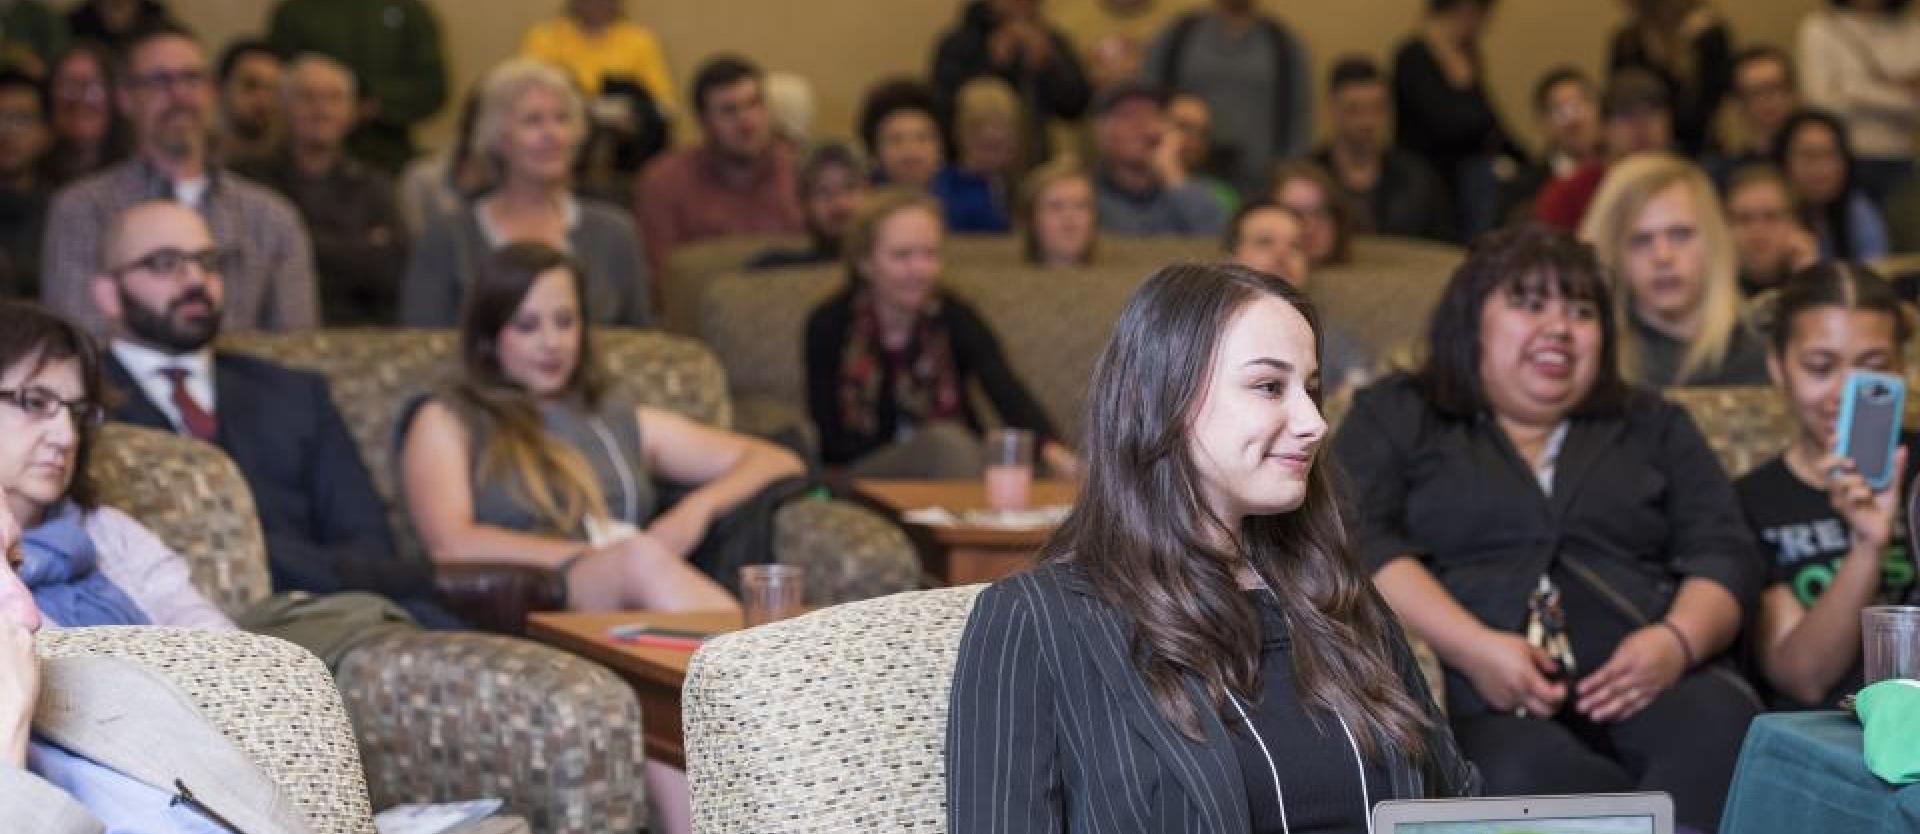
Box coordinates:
[948,263,1475,834]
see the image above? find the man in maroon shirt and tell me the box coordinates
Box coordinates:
[633,55,804,279]
[1535,67,1673,231]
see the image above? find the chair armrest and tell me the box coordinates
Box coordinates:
[433,563,567,636]
[772,499,921,605]
[336,631,646,834]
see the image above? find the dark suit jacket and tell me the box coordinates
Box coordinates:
[106,351,441,608]
[947,562,1478,834]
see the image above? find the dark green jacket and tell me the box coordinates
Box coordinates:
[267,0,447,170]
[1,0,66,72]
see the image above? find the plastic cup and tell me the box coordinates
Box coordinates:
[741,564,805,627]
[984,428,1035,512]
[1862,605,1920,684]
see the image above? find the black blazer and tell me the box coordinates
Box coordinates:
[947,562,1478,834]
[105,351,435,603]
[1334,375,1764,714]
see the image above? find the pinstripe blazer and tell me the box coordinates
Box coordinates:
[947,561,1478,834]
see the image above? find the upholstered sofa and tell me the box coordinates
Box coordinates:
[90,422,647,834]
[37,626,379,834]
[693,234,1465,445]
[217,327,921,629]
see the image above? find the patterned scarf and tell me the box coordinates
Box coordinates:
[838,288,962,439]
[19,501,151,627]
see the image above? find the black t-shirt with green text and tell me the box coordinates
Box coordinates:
[1736,453,1919,706]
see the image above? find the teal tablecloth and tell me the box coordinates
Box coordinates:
[1721,711,1920,833]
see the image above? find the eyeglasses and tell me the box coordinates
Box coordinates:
[128,68,209,93]
[0,386,103,427]
[112,247,235,279]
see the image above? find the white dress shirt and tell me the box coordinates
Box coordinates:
[110,339,217,435]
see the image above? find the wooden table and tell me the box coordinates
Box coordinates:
[525,610,741,770]
[853,478,1077,586]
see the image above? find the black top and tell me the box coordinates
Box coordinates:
[945,561,1479,834]
[0,181,50,300]
[1625,311,1770,388]
[1734,451,1920,707]
[231,152,408,326]
[804,287,1056,466]
[1334,374,1762,716]
[1390,37,1519,198]
[1309,146,1450,242]
[1232,590,1385,834]
[930,0,1091,159]
[1609,21,1735,158]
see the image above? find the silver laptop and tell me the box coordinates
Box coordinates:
[1372,792,1673,834]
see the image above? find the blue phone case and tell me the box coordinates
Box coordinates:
[1834,370,1906,491]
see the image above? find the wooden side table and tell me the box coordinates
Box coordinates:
[853,478,1076,586]
[526,610,741,770]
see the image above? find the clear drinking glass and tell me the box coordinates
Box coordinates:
[1862,605,1920,684]
[984,428,1035,512]
[741,564,805,627]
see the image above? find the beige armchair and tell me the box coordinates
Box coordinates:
[36,626,378,834]
[89,423,647,834]
[683,585,986,833]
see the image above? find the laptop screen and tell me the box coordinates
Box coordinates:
[1395,818,1657,834]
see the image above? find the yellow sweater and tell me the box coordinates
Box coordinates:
[520,17,678,112]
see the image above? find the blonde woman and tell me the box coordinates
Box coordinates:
[933,76,1026,232]
[400,58,650,328]
[1579,153,1766,387]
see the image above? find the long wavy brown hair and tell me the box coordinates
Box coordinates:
[1044,263,1432,765]
[446,242,610,535]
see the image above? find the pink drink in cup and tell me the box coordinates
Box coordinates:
[984,428,1035,511]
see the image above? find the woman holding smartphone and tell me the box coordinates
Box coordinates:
[1734,262,1917,709]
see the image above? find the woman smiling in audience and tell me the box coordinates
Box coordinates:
[1335,224,1760,833]
[401,58,651,328]
[949,262,1476,834]
[1734,263,1917,708]
[805,188,1071,477]
[1580,153,1768,387]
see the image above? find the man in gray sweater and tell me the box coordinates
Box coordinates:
[1090,82,1225,236]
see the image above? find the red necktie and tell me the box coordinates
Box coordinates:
[159,366,218,442]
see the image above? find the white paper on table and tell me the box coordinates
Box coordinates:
[374,800,505,834]
[901,505,1071,529]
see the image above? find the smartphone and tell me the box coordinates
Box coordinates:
[1835,370,1906,491]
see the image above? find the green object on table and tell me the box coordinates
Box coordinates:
[1858,679,1920,786]
[1721,711,1920,834]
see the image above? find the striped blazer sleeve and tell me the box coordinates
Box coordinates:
[947,581,1064,833]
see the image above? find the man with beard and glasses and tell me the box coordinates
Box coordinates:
[634,54,803,278]
[94,200,462,630]
[38,26,317,337]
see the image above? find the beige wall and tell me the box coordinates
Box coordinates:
[150,0,1820,153]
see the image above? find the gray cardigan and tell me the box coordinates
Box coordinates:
[399,196,652,327]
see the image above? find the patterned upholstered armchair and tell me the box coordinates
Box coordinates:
[218,328,919,631]
[1663,385,1796,479]
[37,627,379,834]
[89,423,648,834]
[683,585,985,833]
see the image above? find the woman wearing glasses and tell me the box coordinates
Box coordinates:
[0,299,228,630]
